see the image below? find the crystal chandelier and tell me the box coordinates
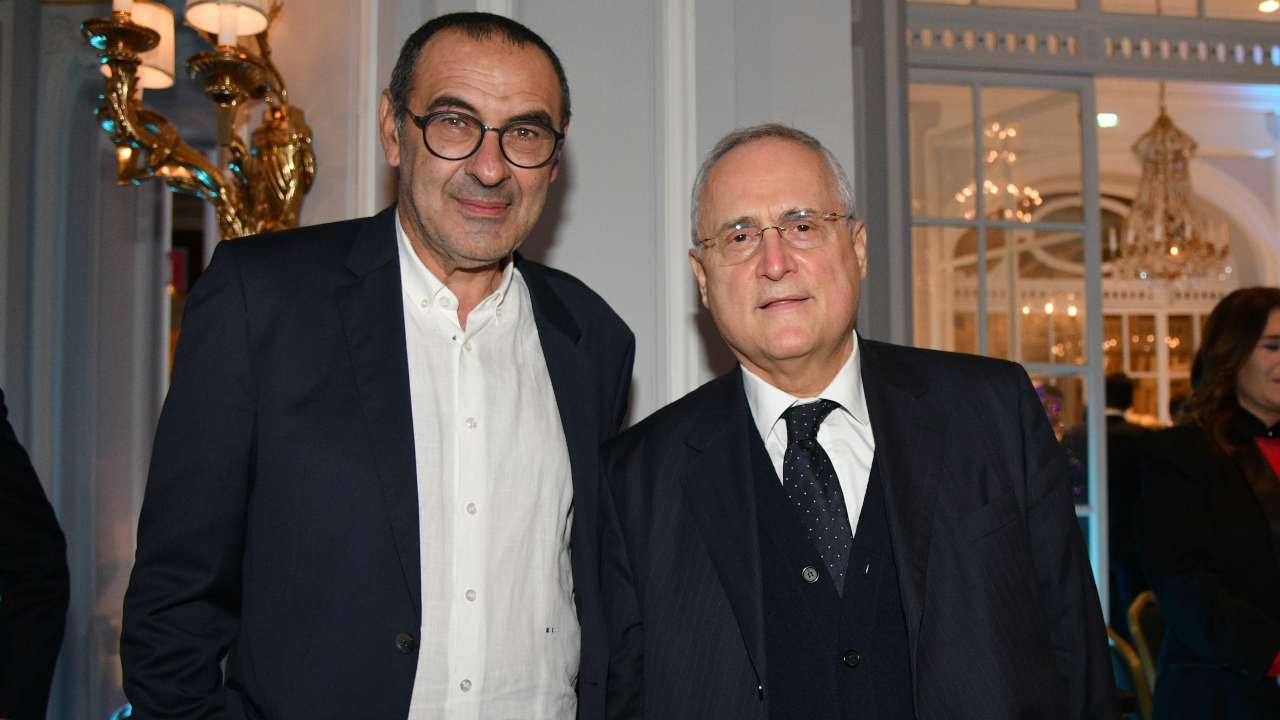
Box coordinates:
[953,121,1044,222]
[1111,83,1229,282]
[83,0,315,240]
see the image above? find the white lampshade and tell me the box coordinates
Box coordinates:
[101,0,175,90]
[185,0,270,38]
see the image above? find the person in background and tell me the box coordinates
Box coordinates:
[1137,286,1280,719]
[1101,372,1149,644]
[0,388,69,720]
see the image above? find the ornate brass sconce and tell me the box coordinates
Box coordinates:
[83,0,314,240]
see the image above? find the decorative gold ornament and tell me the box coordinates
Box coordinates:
[83,1,314,240]
[1112,83,1229,282]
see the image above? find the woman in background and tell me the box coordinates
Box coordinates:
[1137,286,1280,719]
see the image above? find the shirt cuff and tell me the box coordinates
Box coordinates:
[1268,651,1280,678]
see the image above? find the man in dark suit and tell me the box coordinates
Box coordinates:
[0,388,69,720]
[1099,373,1149,642]
[600,124,1114,719]
[121,13,633,720]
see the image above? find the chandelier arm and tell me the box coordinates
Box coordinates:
[96,51,249,238]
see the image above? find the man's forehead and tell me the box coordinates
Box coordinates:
[702,140,838,222]
[412,31,561,119]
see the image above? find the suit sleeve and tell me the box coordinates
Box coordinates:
[1136,439,1280,677]
[600,449,644,720]
[1011,365,1117,719]
[0,389,69,718]
[121,242,256,719]
[609,332,636,432]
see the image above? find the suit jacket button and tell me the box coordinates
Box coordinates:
[842,650,861,668]
[801,566,820,583]
[395,632,417,654]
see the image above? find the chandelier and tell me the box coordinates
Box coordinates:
[953,121,1044,222]
[1111,83,1229,282]
[83,0,315,240]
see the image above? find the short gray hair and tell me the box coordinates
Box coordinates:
[690,123,857,249]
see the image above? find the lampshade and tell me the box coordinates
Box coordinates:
[185,0,270,37]
[100,0,175,89]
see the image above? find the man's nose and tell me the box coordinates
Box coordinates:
[757,227,794,280]
[464,130,510,187]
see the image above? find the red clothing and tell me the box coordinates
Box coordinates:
[1253,437,1280,678]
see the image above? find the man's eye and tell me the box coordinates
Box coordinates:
[791,222,814,233]
[727,232,751,244]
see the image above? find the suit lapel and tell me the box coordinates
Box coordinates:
[859,339,942,685]
[517,258,597,554]
[335,207,421,614]
[679,371,767,687]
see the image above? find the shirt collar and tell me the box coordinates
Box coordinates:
[395,211,516,312]
[741,333,870,445]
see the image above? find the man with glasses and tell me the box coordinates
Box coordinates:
[122,13,633,720]
[599,125,1114,719]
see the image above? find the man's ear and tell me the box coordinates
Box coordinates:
[548,121,568,184]
[853,221,869,279]
[688,249,710,308]
[378,89,402,168]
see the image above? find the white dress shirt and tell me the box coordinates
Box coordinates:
[397,215,579,720]
[741,335,877,536]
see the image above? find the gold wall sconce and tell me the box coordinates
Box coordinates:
[83,0,315,240]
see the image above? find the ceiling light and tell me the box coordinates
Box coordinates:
[1097,113,1118,128]
[1260,0,1279,13]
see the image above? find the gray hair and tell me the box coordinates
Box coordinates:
[690,123,857,250]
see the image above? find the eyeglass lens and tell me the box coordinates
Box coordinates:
[423,112,558,168]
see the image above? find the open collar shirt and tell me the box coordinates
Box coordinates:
[397,214,579,720]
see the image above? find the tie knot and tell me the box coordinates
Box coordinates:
[783,399,840,445]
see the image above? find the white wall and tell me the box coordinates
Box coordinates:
[278,0,857,420]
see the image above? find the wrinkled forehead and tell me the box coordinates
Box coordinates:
[700,139,840,226]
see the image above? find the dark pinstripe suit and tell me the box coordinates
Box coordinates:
[600,338,1117,719]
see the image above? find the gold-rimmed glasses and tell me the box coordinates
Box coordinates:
[697,211,852,266]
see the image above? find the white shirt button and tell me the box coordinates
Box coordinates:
[465,589,477,601]
[465,502,478,515]
[464,417,477,430]
[463,340,474,352]
[419,298,429,309]
[459,679,472,692]
[438,295,454,309]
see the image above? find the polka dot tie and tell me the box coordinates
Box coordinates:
[782,399,853,595]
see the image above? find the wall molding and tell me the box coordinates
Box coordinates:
[354,0,380,217]
[658,0,698,404]
[0,0,12,386]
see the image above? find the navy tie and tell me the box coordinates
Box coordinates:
[782,399,853,594]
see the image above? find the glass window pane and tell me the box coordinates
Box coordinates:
[1101,0,1196,14]
[1010,227,1087,365]
[1129,315,1156,372]
[1206,0,1280,21]
[980,87,1080,223]
[1168,314,1195,371]
[913,225,984,352]
[989,312,1011,359]
[1104,315,1124,374]
[1032,373,1089,502]
[1132,377,1158,420]
[910,84,976,221]
[979,0,1075,7]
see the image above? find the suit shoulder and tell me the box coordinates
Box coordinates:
[218,215,366,272]
[862,338,1025,390]
[519,258,630,335]
[605,373,735,462]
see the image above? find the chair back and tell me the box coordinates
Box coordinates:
[1108,626,1153,720]
[1127,590,1164,692]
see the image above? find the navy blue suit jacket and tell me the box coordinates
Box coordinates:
[122,207,634,719]
[600,339,1115,719]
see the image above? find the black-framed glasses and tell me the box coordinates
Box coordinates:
[698,211,853,266]
[409,110,564,169]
